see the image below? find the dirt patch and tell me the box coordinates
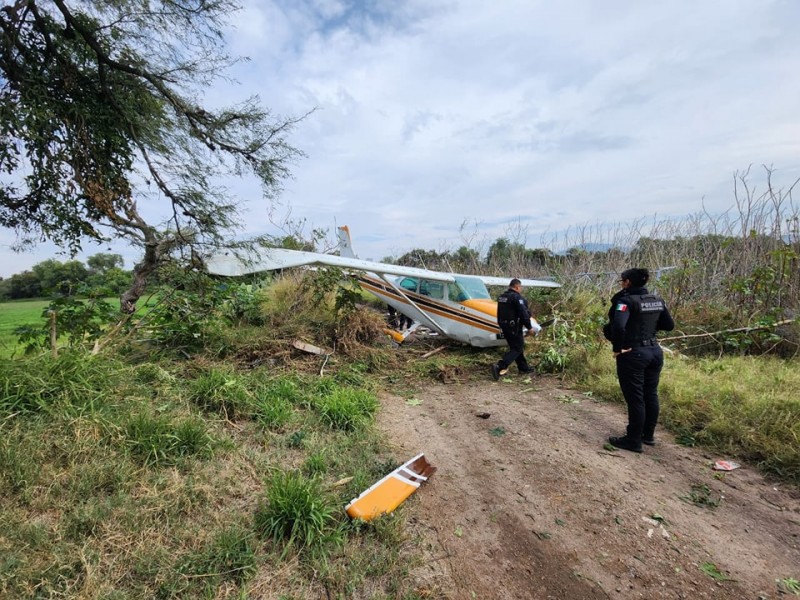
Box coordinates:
[377,375,800,599]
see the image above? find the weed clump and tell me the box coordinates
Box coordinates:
[254,470,339,553]
[124,412,215,467]
[187,367,252,419]
[0,352,122,415]
[316,388,379,431]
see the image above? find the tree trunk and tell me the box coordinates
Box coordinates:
[120,239,162,314]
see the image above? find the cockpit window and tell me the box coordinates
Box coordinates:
[420,280,445,299]
[453,276,491,300]
[398,277,418,292]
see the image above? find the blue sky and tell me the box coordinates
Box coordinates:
[2,0,800,277]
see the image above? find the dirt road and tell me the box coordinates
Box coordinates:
[377,375,800,599]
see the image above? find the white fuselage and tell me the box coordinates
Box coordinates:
[357,272,506,348]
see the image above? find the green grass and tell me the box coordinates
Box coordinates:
[0,299,50,357]
[578,352,800,481]
[0,351,423,599]
[254,470,340,554]
[315,387,380,431]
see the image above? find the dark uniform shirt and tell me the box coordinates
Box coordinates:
[609,286,675,352]
[497,287,532,331]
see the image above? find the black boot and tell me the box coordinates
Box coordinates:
[608,436,643,453]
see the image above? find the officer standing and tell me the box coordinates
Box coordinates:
[492,278,542,380]
[606,268,675,452]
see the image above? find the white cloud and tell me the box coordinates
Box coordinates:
[3,0,800,277]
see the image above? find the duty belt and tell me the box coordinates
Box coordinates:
[629,338,658,347]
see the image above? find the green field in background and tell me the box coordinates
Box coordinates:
[0,298,128,358]
[0,299,50,358]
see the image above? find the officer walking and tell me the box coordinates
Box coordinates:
[606,268,675,452]
[492,278,542,380]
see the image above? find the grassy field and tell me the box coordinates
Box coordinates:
[1,279,799,598]
[0,350,430,599]
[0,298,134,359]
[0,299,50,358]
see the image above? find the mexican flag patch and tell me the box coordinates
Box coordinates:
[616,303,628,312]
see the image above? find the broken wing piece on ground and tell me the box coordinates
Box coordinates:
[345,453,436,520]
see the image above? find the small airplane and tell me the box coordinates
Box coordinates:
[205,226,560,348]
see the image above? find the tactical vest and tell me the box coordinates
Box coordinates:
[497,290,520,325]
[622,293,665,347]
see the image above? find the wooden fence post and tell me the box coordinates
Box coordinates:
[49,310,58,359]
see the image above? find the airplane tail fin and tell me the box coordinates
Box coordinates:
[337,226,356,258]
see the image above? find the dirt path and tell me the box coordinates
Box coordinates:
[377,375,800,600]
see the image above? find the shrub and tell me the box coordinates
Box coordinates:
[14,293,118,354]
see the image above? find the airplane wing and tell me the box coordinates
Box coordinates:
[205,247,457,282]
[477,275,561,289]
[207,224,560,289]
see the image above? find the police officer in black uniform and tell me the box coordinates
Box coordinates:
[492,278,541,380]
[606,268,675,452]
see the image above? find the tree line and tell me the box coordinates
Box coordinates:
[0,253,130,300]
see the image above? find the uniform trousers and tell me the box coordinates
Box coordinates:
[615,345,664,442]
[498,325,530,372]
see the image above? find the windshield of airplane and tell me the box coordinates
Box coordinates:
[453,276,491,300]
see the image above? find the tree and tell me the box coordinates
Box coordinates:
[87,253,123,274]
[396,248,449,270]
[5,269,41,299]
[486,238,530,271]
[32,258,88,295]
[450,246,481,272]
[86,253,129,295]
[0,0,304,312]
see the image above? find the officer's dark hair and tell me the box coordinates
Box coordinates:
[509,278,521,288]
[620,268,649,287]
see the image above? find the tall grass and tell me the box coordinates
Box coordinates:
[124,412,215,467]
[315,387,380,431]
[254,470,340,553]
[0,352,122,415]
[187,367,253,419]
[577,351,800,481]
